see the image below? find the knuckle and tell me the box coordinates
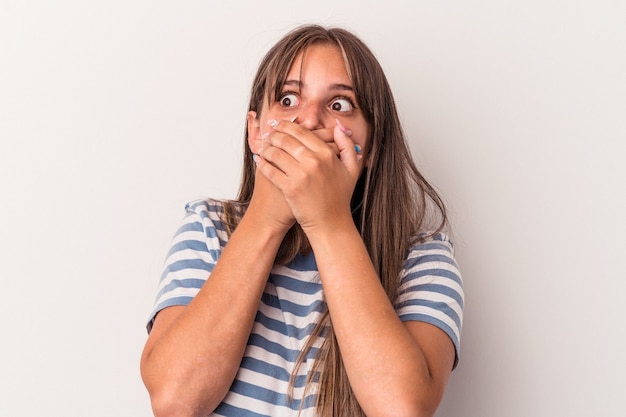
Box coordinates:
[266,132,280,147]
[305,155,322,170]
[264,146,278,160]
[318,147,335,162]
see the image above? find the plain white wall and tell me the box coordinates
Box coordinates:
[1,1,624,416]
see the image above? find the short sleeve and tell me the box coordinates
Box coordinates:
[146,199,230,332]
[395,233,464,368]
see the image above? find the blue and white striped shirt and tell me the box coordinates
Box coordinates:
[148,198,464,417]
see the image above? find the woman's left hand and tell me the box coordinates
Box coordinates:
[254,119,364,234]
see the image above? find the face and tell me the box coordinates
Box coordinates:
[247,43,370,156]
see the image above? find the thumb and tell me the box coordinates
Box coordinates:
[334,119,363,176]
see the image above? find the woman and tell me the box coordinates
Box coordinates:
[141,24,463,417]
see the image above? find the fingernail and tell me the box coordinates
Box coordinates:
[289,115,298,122]
[355,144,362,153]
[336,119,353,136]
[267,119,279,127]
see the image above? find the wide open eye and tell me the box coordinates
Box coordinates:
[330,97,354,112]
[279,93,299,108]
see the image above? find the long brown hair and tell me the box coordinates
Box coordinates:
[223,24,447,417]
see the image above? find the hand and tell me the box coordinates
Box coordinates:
[246,156,296,236]
[254,119,364,234]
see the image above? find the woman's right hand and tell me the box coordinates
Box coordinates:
[246,124,339,235]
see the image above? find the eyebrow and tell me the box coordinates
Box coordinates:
[283,79,354,92]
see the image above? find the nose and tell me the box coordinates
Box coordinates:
[296,103,325,130]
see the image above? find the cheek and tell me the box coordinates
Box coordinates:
[261,104,292,121]
[351,125,370,149]
[257,108,289,132]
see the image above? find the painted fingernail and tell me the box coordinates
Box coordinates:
[267,119,279,127]
[289,115,298,122]
[336,119,353,136]
[355,144,362,153]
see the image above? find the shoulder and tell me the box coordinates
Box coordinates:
[398,231,464,314]
[179,197,248,244]
[167,198,231,247]
[413,231,455,250]
[182,198,233,227]
[185,197,246,221]
[404,232,457,268]
[184,197,225,218]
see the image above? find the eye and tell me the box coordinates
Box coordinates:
[330,97,354,112]
[279,93,299,108]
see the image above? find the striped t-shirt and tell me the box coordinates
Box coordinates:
[148,198,464,417]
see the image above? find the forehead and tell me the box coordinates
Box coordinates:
[286,44,350,81]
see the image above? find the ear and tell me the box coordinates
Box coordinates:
[247,111,262,154]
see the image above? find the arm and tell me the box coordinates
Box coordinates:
[256,120,458,417]
[306,224,456,417]
[140,181,293,417]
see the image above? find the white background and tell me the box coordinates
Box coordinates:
[1,1,624,416]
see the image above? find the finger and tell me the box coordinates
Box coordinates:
[253,153,289,190]
[312,127,340,156]
[267,119,328,153]
[325,142,340,156]
[334,121,362,176]
[264,130,311,162]
[335,118,362,157]
[267,121,339,158]
[311,126,335,143]
[261,132,317,179]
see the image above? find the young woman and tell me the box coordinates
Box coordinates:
[141,24,464,417]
